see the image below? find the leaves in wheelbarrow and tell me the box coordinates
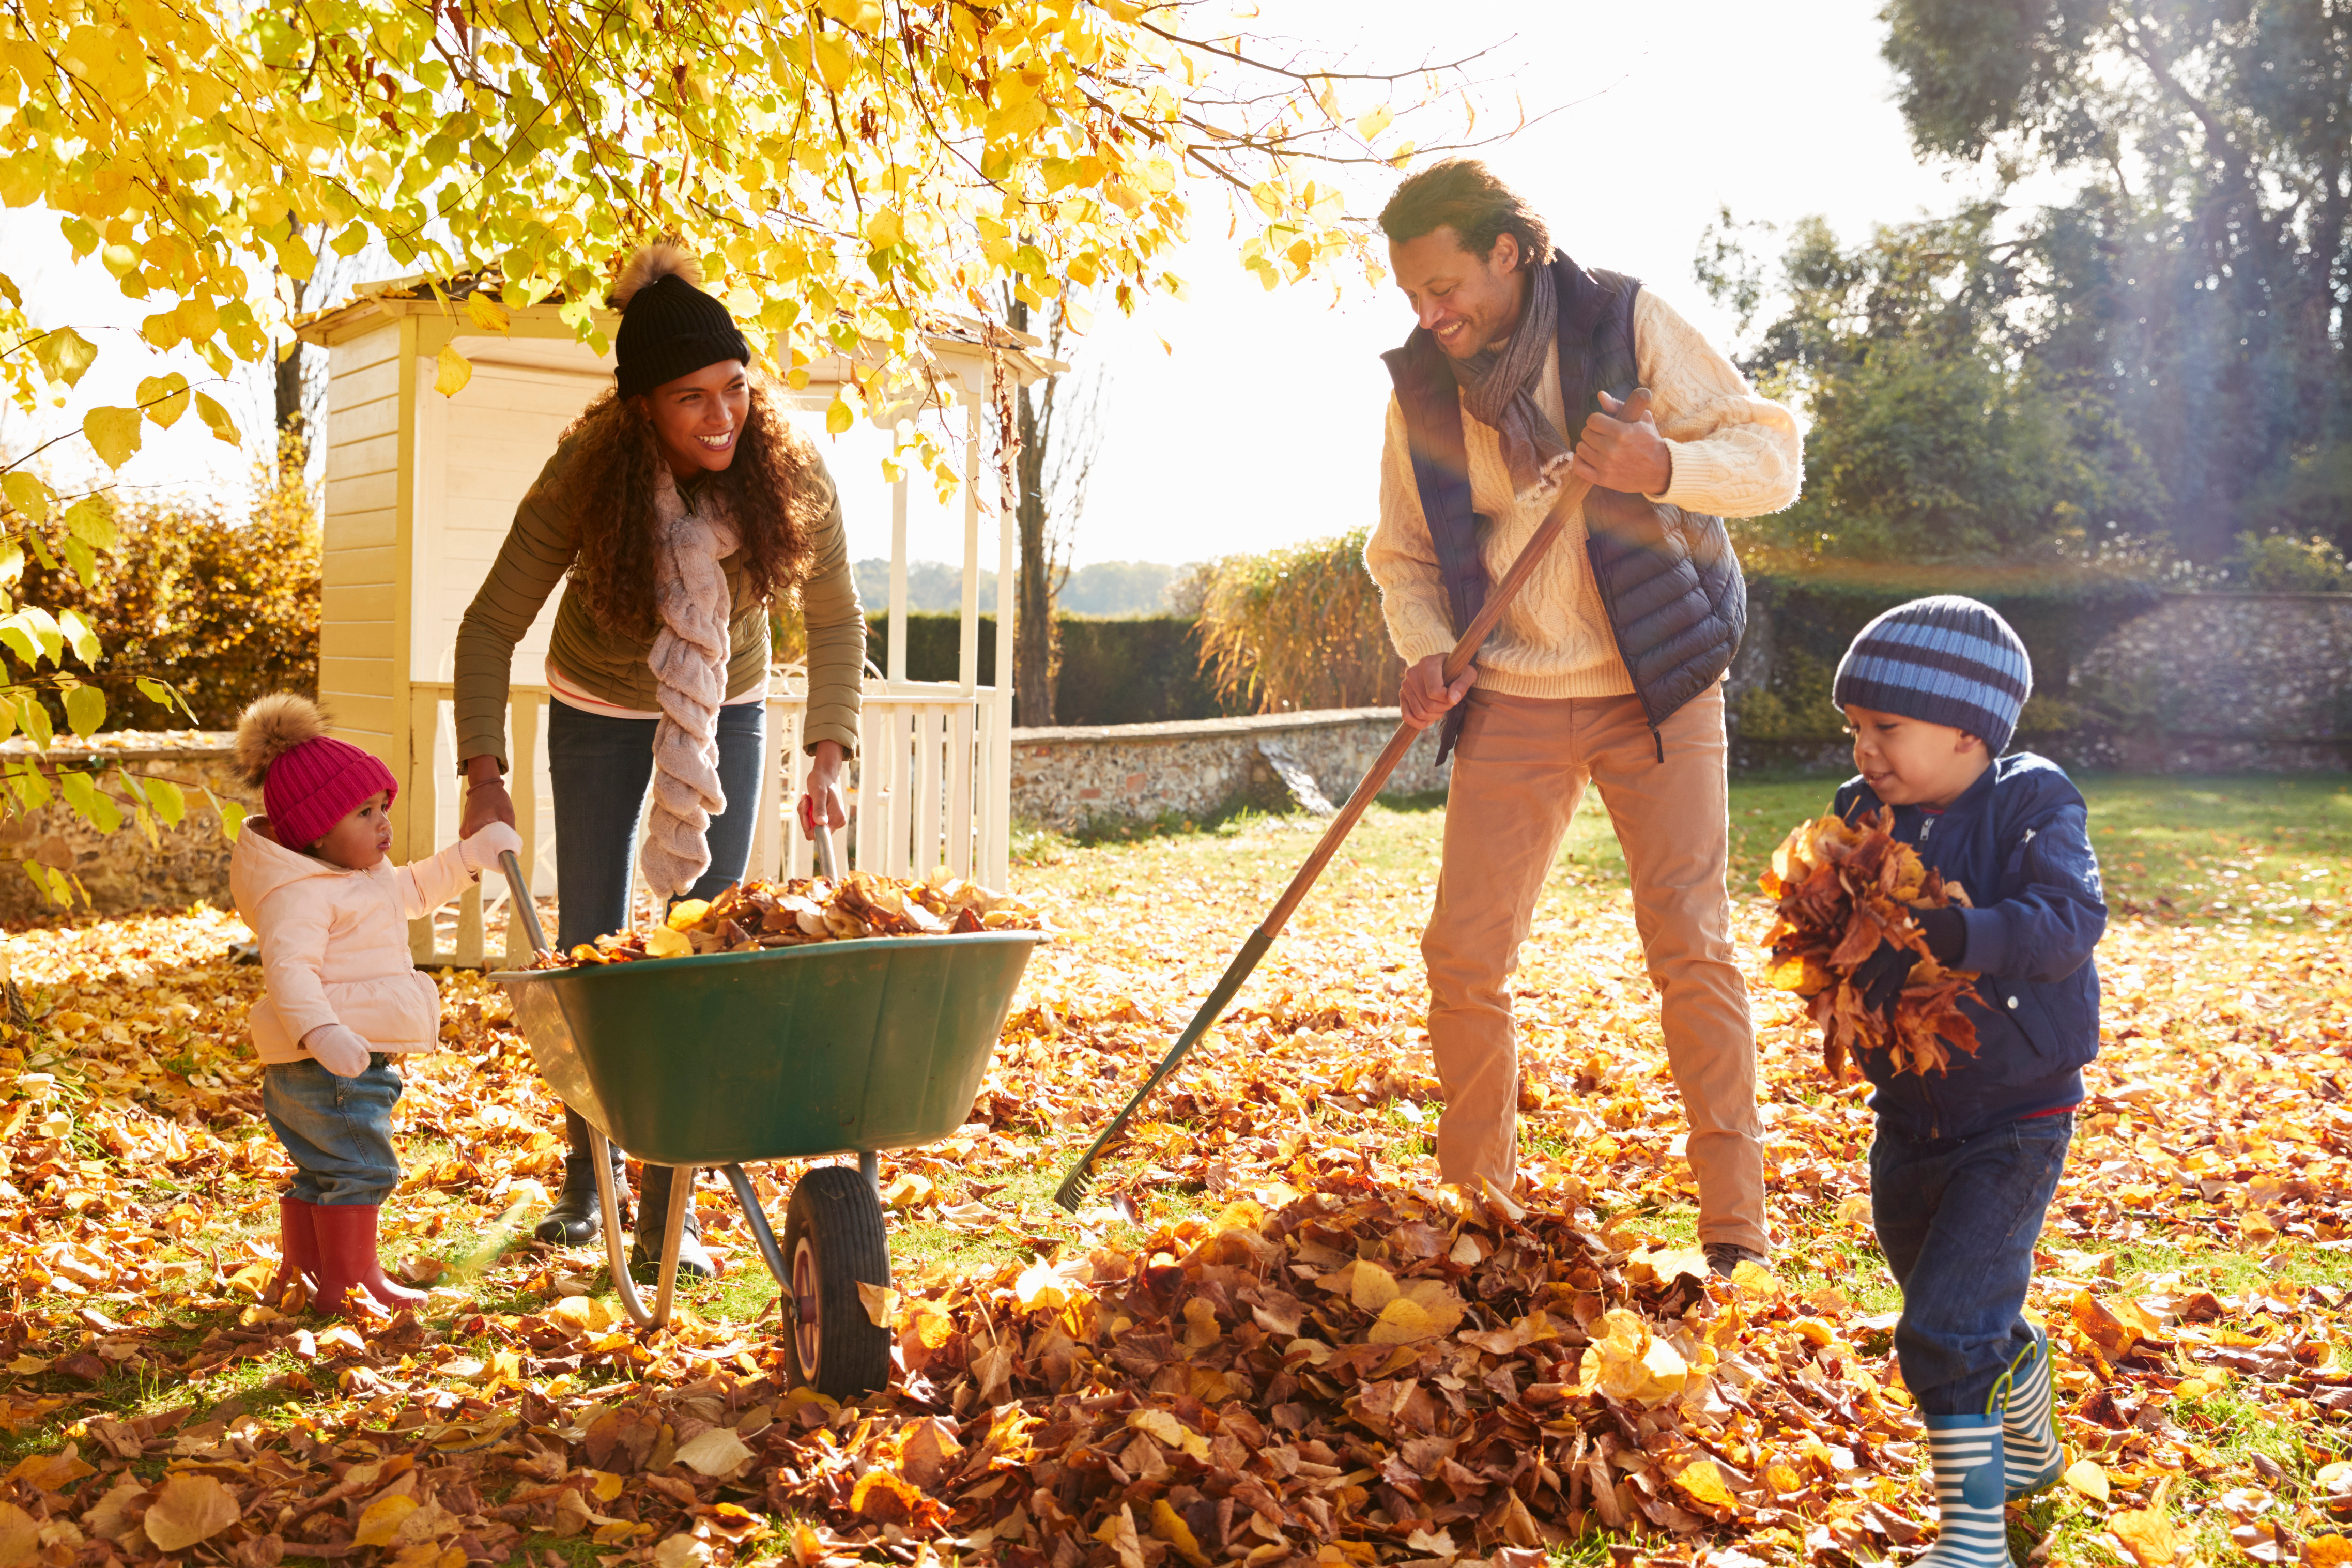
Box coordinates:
[540,872,1054,966]
[1758,807,1981,1081]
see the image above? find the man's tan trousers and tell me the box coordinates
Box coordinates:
[1422,683,1768,1254]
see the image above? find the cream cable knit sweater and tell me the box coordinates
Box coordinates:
[1365,289,1802,700]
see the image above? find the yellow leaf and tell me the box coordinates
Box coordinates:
[434,344,473,397]
[0,1503,37,1568]
[141,1473,240,1551]
[194,390,239,445]
[355,1493,420,1548]
[1354,103,1393,140]
[672,1427,754,1478]
[1673,1458,1738,1513]
[810,33,852,93]
[8,1446,94,1492]
[2305,1538,2352,1566]
[1366,1297,1439,1345]
[1348,1258,1398,1312]
[2065,1458,2110,1503]
[825,394,854,435]
[1763,1464,1804,1495]
[136,372,190,427]
[464,293,510,334]
[81,405,143,469]
[858,1280,899,1327]
[865,208,903,248]
[589,1470,624,1503]
[2110,1481,2179,1568]
[1149,1499,1208,1568]
[643,927,691,958]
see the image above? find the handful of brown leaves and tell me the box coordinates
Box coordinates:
[536,872,1051,969]
[1761,808,1981,1081]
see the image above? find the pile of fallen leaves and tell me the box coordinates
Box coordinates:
[1759,809,1980,1082]
[542,874,1052,967]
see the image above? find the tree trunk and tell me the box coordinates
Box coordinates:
[1004,296,1057,726]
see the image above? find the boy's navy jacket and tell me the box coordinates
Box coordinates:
[1833,753,2105,1141]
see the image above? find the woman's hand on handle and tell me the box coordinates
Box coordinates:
[797,739,848,838]
[459,755,517,840]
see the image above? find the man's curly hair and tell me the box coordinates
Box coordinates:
[552,373,826,637]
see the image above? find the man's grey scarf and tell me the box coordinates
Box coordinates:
[1447,259,1571,504]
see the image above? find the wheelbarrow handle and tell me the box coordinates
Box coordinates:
[498,850,551,958]
[811,819,840,881]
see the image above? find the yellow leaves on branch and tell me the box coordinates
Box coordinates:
[1762,808,1981,1081]
[2,0,1448,505]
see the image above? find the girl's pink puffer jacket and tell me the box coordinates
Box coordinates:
[229,824,481,1065]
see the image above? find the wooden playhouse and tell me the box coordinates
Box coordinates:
[295,279,1049,966]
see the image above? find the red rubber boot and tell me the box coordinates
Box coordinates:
[311,1205,427,1315]
[267,1196,320,1307]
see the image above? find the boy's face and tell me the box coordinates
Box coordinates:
[1843,706,1991,810]
[313,790,393,870]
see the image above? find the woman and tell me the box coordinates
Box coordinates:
[454,245,864,1279]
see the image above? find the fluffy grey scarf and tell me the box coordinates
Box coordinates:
[1447,259,1572,504]
[639,469,740,897]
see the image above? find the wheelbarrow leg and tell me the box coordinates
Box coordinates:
[858,1151,880,1201]
[721,1165,791,1290]
[587,1124,660,1331]
[652,1164,692,1329]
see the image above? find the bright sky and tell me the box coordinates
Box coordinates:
[8,0,2014,571]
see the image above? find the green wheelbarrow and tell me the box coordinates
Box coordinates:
[488,839,1042,1397]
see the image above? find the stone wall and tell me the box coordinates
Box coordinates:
[1008,708,1452,831]
[2063,592,2352,772]
[0,733,257,919]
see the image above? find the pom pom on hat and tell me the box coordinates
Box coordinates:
[234,694,399,850]
[1831,595,2033,755]
[609,242,700,310]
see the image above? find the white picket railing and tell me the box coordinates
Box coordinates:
[401,675,1010,969]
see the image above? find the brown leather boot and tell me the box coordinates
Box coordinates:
[311,1205,427,1315]
[267,1195,320,1307]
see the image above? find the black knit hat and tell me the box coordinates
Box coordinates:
[1831,594,2034,755]
[610,245,751,400]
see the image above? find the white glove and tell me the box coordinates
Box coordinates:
[460,821,524,877]
[303,1023,372,1078]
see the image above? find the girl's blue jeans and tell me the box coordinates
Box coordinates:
[263,1055,404,1206]
[1870,1111,2073,1415]
[544,700,769,1166]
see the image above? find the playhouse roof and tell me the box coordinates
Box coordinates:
[293,271,1061,386]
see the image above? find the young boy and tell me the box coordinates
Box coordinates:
[1827,596,2104,1565]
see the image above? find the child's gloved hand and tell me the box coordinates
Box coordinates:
[459,820,525,876]
[1853,941,1920,1015]
[303,1023,373,1077]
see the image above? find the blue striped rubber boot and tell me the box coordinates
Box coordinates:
[1919,1413,2012,1565]
[1997,1322,2064,1499]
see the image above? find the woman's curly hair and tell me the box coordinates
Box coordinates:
[553,373,826,637]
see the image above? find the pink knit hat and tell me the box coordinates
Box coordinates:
[234,694,398,849]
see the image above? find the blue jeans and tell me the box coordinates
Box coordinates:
[545,700,767,1168]
[264,1056,404,1206]
[546,700,769,949]
[1870,1112,2072,1415]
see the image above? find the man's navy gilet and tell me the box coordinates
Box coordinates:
[1381,252,1748,762]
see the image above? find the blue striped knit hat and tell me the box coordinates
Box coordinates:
[1831,595,2032,755]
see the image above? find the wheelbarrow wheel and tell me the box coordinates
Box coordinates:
[781,1165,892,1398]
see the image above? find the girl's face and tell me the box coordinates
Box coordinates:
[313,790,393,870]
[637,360,751,479]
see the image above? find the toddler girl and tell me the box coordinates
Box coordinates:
[230,694,520,1316]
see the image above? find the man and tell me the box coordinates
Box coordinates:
[1364,159,1800,1273]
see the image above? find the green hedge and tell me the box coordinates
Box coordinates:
[1734,566,2164,746]
[864,611,1242,727]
